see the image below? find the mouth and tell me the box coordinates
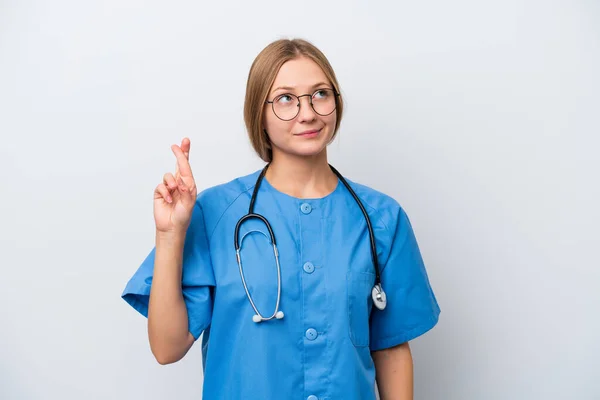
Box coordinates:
[294,128,322,137]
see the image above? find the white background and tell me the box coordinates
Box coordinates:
[1,0,598,399]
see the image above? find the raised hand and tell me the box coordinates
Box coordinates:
[153,137,198,234]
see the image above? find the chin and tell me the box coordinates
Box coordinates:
[295,149,326,158]
[271,131,333,159]
[274,143,327,159]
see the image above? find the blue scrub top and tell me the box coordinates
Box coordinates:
[122,169,440,400]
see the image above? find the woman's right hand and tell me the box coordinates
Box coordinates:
[153,137,198,234]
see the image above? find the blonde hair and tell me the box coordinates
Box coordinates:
[243,38,344,162]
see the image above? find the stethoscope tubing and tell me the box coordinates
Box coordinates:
[234,163,386,322]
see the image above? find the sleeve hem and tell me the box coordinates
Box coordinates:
[122,283,209,342]
[369,312,440,352]
[121,283,152,317]
[189,323,209,341]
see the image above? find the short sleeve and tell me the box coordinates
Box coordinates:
[121,199,216,340]
[369,206,440,351]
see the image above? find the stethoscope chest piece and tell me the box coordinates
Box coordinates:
[372,283,387,310]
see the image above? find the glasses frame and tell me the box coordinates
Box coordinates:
[265,88,340,121]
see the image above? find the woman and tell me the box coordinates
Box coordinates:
[122,38,440,400]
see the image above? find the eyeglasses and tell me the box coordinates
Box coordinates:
[265,88,339,121]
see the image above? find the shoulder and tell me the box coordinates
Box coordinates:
[197,169,260,207]
[342,176,406,233]
[342,176,419,271]
[192,169,262,235]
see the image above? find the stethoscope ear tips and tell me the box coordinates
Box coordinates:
[252,311,284,323]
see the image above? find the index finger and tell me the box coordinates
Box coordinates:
[171,144,194,178]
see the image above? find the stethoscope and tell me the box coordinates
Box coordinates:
[234,164,387,323]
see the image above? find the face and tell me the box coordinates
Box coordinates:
[263,56,338,160]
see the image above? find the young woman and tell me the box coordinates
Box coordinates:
[122,38,440,400]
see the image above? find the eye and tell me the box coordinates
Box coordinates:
[276,94,294,104]
[313,89,330,99]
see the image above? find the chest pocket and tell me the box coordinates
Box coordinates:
[347,270,375,347]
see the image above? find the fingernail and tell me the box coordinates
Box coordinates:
[167,195,172,203]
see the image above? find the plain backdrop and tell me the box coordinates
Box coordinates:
[1,0,598,399]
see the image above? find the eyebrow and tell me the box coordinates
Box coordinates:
[271,81,330,94]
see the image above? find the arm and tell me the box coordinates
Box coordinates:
[372,342,414,400]
[147,229,195,365]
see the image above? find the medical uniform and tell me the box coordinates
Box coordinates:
[122,169,440,400]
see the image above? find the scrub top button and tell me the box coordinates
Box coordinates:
[305,328,318,340]
[307,396,319,400]
[303,262,315,274]
[300,203,312,214]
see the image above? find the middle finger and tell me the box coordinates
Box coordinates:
[171,144,194,178]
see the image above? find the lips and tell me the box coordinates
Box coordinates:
[295,128,322,136]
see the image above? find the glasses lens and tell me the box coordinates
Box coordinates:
[312,89,336,116]
[273,94,299,120]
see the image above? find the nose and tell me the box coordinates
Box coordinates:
[296,95,317,122]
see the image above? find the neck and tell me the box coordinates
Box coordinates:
[265,149,338,199]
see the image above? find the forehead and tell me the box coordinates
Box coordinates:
[270,56,329,92]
